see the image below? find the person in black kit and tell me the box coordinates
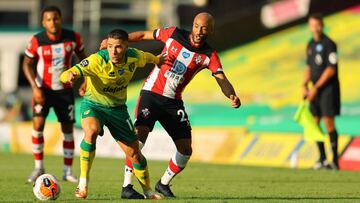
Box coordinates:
[303,13,340,170]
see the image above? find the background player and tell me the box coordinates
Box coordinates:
[60,29,165,199]
[23,6,86,183]
[303,14,340,170]
[101,12,241,198]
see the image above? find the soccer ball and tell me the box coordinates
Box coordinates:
[33,174,61,201]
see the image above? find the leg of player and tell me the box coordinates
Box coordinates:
[61,123,78,182]
[313,116,330,170]
[118,140,163,200]
[27,116,46,183]
[156,138,192,198]
[121,126,149,199]
[323,116,339,170]
[75,117,100,199]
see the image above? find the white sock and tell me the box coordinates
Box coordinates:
[123,141,144,187]
[79,177,87,189]
[123,166,133,187]
[35,160,43,169]
[161,151,190,185]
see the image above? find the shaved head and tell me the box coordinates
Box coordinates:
[194,12,214,32]
[191,12,215,47]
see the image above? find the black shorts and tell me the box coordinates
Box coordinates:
[134,90,192,141]
[310,84,340,117]
[32,88,75,123]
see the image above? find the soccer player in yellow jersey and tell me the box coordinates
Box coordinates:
[60,29,164,199]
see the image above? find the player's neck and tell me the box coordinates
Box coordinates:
[46,30,62,41]
[313,33,324,42]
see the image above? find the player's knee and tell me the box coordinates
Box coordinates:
[178,147,192,156]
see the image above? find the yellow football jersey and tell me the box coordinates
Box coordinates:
[61,48,157,107]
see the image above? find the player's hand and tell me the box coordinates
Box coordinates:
[99,39,108,50]
[67,71,78,85]
[306,87,318,101]
[302,86,309,99]
[230,95,241,108]
[157,52,167,66]
[32,87,45,104]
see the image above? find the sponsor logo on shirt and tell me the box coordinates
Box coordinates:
[102,85,128,93]
[182,51,190,59]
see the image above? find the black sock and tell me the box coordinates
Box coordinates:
[329,130,339,165]
[317,141,326,162]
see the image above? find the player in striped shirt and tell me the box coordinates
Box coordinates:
[100,12,241,198]
[23,6,86,183]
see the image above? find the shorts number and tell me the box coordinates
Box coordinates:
[177,109,187,122]
[68,105,74,121]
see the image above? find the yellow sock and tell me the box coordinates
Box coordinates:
[79,140,96,187]
[132,157,151,191]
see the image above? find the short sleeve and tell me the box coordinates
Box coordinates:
[153,27,176,43]
[208,51,223,74]
[135,49,147,68]
[74,32,85,53]
[325,42,338,68]
[24,36,38,59]
[75,54,101,77]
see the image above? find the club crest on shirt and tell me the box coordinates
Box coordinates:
[195,55,202,64]
[118,69,125,75]
[66,44,72,52]
[316,44,323,52]
[80,59,89,67]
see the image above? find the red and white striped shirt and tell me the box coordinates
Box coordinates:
[25,28,84,90]
[142,27,223,99]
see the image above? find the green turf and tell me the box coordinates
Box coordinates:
[0,153,360,202]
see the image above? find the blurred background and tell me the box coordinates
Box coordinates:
[0,0,359,170]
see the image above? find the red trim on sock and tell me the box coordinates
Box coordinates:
[34,153,43,160]
[169,159,183,174]
[63,140,75,149]
[64,158,73,166]
[32,136,44,144]
[125,157,133,169]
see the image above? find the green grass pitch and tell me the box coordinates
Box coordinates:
[0,153,359,202]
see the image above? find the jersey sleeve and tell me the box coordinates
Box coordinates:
[153,26,176,43]
[74,32,85,53]
[75,54,102,77]
[24,36,39,59]
[325,42,338,68]
[132,48,159,68]
[208,51,224,75]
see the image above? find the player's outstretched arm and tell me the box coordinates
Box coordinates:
[214,73,241,108]
[99,31,155,50]
[60,67,82,85]
[129,31,155,42]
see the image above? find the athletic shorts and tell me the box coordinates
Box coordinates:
[32,88,75,123]
[80,99,137,144]
[310,84,340,117]
[134,90,192,141]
